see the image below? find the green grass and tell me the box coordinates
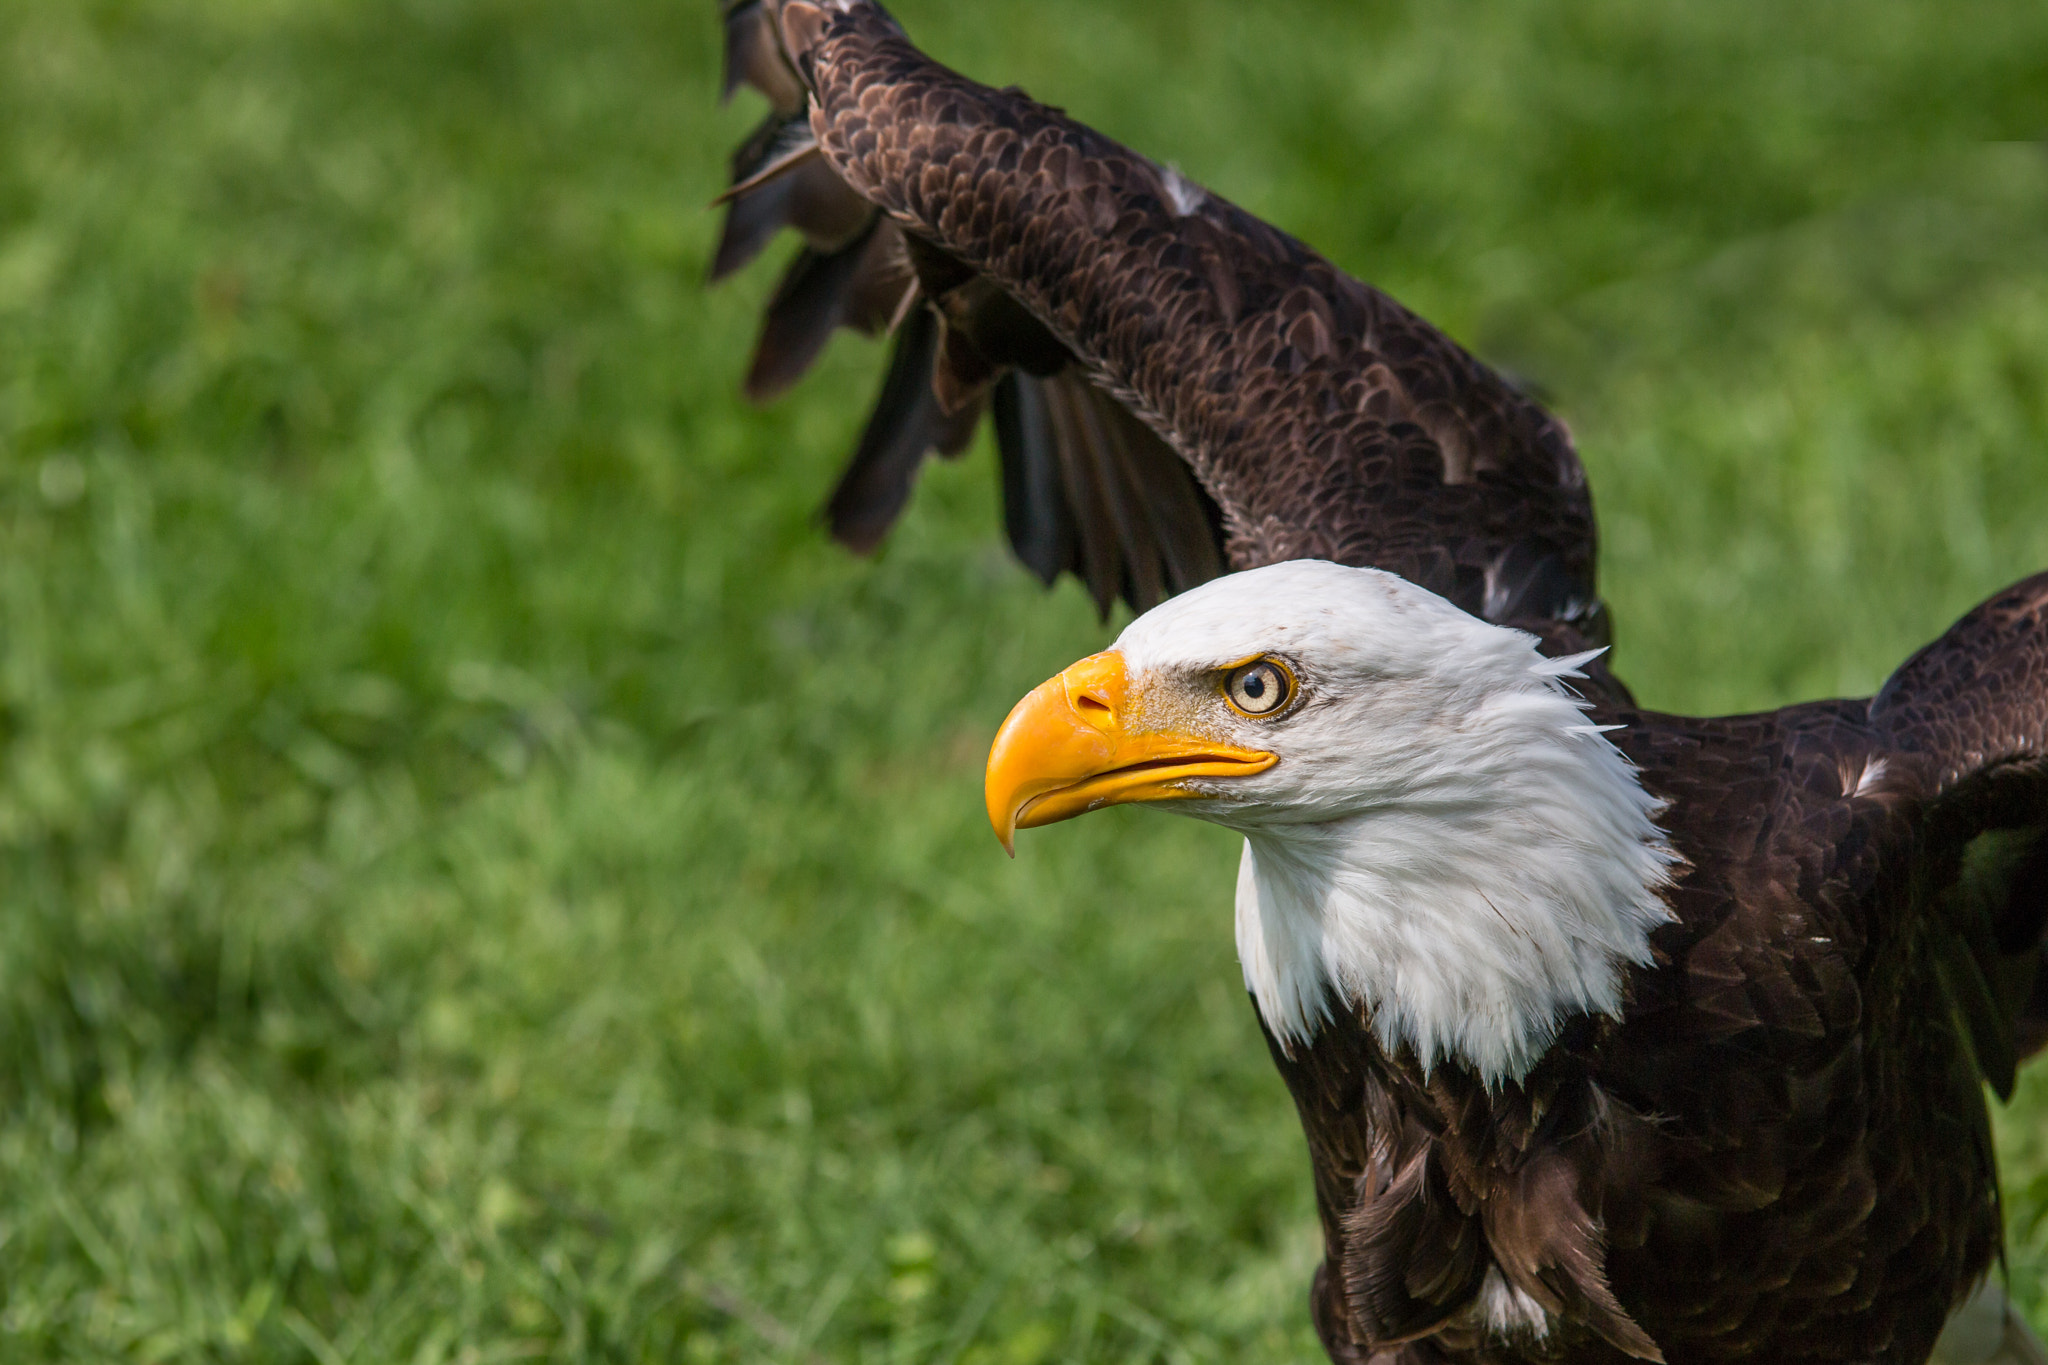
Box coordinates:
[1,0,2045,1359]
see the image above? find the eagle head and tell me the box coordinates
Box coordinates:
[986,560,1677,1083]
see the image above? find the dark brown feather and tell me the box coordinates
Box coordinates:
[992,373,1076,586]
[719,0,805,112]
[712,114,876,282]
[823,306,979,553]
[1044,373,1165,612]
[743,232,873,403]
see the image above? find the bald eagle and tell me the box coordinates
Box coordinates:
[711,3,2048,1361]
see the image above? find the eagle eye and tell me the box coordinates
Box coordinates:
[1225,658,1295,717]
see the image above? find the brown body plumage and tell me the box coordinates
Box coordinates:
[709,4,2048,1361]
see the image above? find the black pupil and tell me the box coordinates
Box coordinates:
[1243,672,1267,700]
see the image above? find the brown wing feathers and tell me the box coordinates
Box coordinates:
[762,0,1603,638]
[1873,571,2048,1084]
[713,0,1601,633]
[720,0,806,111]
[1873,571,2048,794]
[821,305,978,552]
[714,0,1225,615]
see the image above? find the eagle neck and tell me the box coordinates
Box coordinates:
[1233,780,1672,1085]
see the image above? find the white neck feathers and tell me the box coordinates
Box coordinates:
[1231,653,1677,1084]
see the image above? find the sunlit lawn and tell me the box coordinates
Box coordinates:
[2,1,2045,1360]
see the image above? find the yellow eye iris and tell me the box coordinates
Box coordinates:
[1225,658,1294,717]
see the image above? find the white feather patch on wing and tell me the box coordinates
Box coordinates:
[1159,163,1206,217]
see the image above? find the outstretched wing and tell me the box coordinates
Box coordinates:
[1548,579,2046,1362]
[712,0,1603,640]
[1872,570,2048,1084]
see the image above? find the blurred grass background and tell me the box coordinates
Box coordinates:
[1,0,2045,1360]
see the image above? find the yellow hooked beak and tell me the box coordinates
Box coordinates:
[984,651,1278,854]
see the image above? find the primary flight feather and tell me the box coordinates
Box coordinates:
[709,4,2048,1361]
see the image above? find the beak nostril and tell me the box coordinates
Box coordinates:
[1074,693,1113,718]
